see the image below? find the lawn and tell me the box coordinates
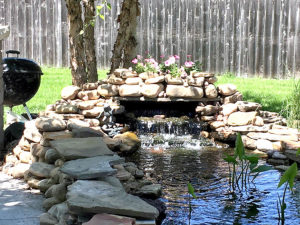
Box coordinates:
[5,68,294,118]
[216,73,294,115]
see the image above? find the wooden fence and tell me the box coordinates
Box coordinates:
[0,0,299,78]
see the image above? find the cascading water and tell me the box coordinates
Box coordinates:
[135,116,215,151]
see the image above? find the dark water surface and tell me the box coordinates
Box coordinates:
[130,134,300,225]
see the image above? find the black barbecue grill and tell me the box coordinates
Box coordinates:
[2,50,43,119]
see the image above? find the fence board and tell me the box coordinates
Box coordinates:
[0,0,299,78]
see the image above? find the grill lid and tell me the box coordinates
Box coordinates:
[3,58,43,75]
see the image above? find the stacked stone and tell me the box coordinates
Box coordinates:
[196,83,300,166]
[98,69,219,99]
[42,82,125,128]
[2,117,161,225]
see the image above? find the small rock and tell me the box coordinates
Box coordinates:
[48,202,69,222]
[222,103,238,116]
[40,213,58,225]
[35,117,66,132]
[29,162,55,178]
[253,116,264,126]
[11,163,30,178]
[236,101,262,112]
[125,77,143,85]
[77,90,99,100]
[223,91,243,104]
[272,152,287,160]
[43,197,62,210]
[145,76,165,84]
[43,131,72,141]
[119,85,142,97]
[45,149,61,164]
[210,121,225,129]
[24,127,42,143]
[45,184,67,202]
[205,84,218,98]
[218,84,237,96]
[141,84,164,98]
[227,111,258,126]
[72,127,105,138]
[195,105,219,116]
[81,107,104,118]
[76,100,98,110]
[56,104,78,114]
[188,77,205,87]
[82,213,136,225]
[114,68,130,77]
[19,151,32,163]
[83,83,98,90]
[166,85,204,98]
[136,184,162,199]
[241,135,256,150]
[61,86,81,100]
[113,132,141,154]
[165,74,183,85]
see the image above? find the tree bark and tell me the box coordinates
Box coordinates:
[109,0,140,74]
[65,0,87,87]
[83,0,98,83]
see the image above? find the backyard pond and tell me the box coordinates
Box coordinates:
[129,118,300,225]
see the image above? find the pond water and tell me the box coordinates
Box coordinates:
[129,119,300,225]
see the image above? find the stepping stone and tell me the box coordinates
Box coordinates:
[60,155,125,180]
[67,180,159,219]
[50,137,114,160]
[29,162,55,178]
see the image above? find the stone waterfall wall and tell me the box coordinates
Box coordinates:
[0,26,10,154]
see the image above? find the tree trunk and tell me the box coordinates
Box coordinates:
[65,0,87,87]
[109,0,140,74]
[83,0,98,83]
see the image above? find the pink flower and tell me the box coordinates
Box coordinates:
[149,58,157,64]
[137,55,142,59]
[165,60,171,67]
[187,55,192,59]
[185,61,194,68]
[132,58,138,64]
[174,55,180,60]
[160,55,165,58]
[168,56,176,65]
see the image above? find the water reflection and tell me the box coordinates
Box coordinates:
[129,135,300,225]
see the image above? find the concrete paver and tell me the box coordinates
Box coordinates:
[0,171,44,225]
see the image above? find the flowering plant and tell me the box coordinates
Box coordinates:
[184,55,203,75]
[159,55,183,78]
[131,55,159,74]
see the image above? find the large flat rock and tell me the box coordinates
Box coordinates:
[60,155,125,180]
[67,180,159,219]
[50,137,114,160]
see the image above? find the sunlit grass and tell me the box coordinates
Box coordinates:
[216,73,293,116]
[5,67,108,116]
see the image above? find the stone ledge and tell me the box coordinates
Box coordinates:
[114,96,221,102]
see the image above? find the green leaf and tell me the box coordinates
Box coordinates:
[96,5,104,10]
[99,14,105,20]
[224,153,237,164]
[188,183,197,199]
[235,133,245,160]
[296,148,300,156]
[245,154,259,164]
[278,162,298,190]
[106,3,111,10]
[251,165,273,173]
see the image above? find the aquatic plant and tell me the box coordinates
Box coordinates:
[223,133,272,191]
[277,162,298,225]
[282,79,300,129]
[187,182,197,225]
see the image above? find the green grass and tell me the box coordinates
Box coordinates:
[5,68,293,119]
[216,73,294,116]
[5,67,108,116]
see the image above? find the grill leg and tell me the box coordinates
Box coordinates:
[23,103,32,120]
